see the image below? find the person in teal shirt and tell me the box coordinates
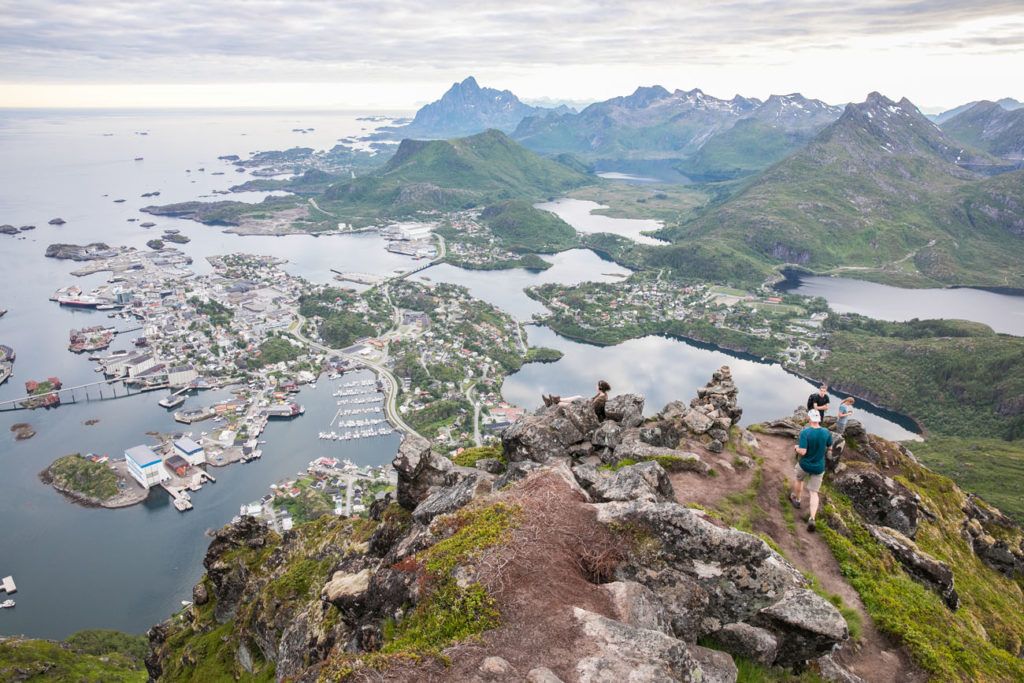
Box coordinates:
[789,410,833,532]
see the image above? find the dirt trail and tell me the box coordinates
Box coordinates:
[670,432,927,683]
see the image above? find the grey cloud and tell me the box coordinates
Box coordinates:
[0,0,1022,82]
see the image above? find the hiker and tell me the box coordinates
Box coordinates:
[806,384,830,423]
[836,397,855,434]
[789,409,833,532]
[543,380,611,421]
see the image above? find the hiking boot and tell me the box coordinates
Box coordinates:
[806,517,817,532]
[789,493,802,509]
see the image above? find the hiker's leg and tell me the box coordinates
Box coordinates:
[791,476,803,500]
[808,491,820,519]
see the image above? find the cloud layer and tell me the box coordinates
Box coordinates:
[1,1,1022,107]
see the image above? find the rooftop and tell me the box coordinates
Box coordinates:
[125,444,161,468]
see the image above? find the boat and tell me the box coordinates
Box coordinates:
[96,303,118,310]
[57,294,107,308]
[159,394,186,409]
[0,600,14,609]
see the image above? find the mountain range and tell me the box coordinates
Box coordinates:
[941,100,1024,161]
[659,92,1024,287]
[931,97,1023,124]
[378,76,568,139]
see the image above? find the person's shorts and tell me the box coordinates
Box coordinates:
[794,463,824,492]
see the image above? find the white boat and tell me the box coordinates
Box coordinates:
[0,600,14,609]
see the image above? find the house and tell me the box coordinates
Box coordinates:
[173,436,206,465]
[124,445,170,489]
[165,454,190,477]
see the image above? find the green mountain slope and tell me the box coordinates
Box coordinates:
[663,93,1024,288]
[319,129,592,217]
[942,101,1024,161]
[480,200,579,253]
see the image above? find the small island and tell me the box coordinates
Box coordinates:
[41,454,147,508]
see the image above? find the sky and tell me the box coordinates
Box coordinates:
[1,1,1022,112]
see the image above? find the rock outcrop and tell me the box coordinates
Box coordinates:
[831,465,921,537]
[866,525,959,609]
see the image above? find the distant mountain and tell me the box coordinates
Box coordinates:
[320,129,592,215]
[660,93,1024,287]
[675,93,844,180]
[941,101,1024,161]
[932,98,1023,124]
[512,86,842,178]
[513,86,761,160]
[378,77,548,139]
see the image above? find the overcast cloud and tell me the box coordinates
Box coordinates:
[1,0,1022,109]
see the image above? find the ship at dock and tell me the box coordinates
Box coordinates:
[263,402,305,419]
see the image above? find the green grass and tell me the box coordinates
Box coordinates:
[818,462,1024,681]
[807,315,1024,440]
[451,445,506,468]
[910,437,1024,523]
[481,200,579,253]
[697,636,826,682]
[45,454,120,501]
[0,630,149,683]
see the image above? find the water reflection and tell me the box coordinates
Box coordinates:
[502,326,920,442]
[535,198,668,245]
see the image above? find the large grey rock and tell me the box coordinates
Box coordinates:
[393,436,456,510]
[603,580,673,634]
[526,668,564,683]
[832,466,921,537]
[502,405,589,463]
[604,393,645,428]
[479,656,516,678]
[475,458,506,475]
[588,461,675,503]
[688,645,738,683]
[592,421,623,449]
[866,525,958,610]
[751,588,849,667]
[321,568,372,608]
[615,430,711,474]
[713,622,778,665]
[755,419,801,438]
[595,501,805,635]
[572,607,705,682]
[816,654,867,683]
[683,409,715,435]
[494,460,543,490]
[412,471,492,524]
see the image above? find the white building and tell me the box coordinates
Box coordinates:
[173,437,206,466]
[167,364,199,388]
[125,445,170,489]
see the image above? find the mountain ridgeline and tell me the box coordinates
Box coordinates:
[941,100,1024,161]
[658,93,1024,288]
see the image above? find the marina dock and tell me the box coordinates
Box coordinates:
[1,576,16,594]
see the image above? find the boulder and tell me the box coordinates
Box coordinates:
[688,644,739,683]
[615,430,711,474]
[595,501,806,635]
[604,393,645,428]
[816,654,867,683]
[479,656,516,678]
[474,458,506,475]
[321,568,372,610]
[48,217,66,225]
[572,607,706,682]
[412,471,492,524]
[866,525,958,610]
[751,588,849,668]
[494,460,543,490]
[501,406,588,463]
[392,436,456,510]
[526,668,564,683]
[592,421,623,449]
[683,408,715,435]
[587,461,675,504]
[0,224,16,235]
[192,581,209,606]
[755,419,801,438]
[831,466,920,537]
[713,622,778,665]
[603,580,674,634]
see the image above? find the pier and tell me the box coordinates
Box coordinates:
[1,576,15,594]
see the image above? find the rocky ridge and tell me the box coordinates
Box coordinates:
[146,367,1024,682]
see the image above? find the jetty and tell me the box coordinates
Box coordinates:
[1,576,15,594]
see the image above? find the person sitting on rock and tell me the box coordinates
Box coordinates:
[543,380,611,421]
[789,409,833,532]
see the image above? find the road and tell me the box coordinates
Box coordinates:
[465,382,482,446]
[288,312,422,440]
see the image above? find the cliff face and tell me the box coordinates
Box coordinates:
[148,368,1024,682]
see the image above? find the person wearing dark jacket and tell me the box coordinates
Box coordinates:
[807,384,830,423]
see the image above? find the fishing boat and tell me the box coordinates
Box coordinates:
[0,600,14,609]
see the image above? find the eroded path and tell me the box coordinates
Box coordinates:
[670,432,927,683]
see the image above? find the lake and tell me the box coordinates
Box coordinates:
[778,271,1024,337]
[501,326,920,442]
[535,197,668,245]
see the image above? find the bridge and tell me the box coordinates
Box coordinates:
[0,377,163,412]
